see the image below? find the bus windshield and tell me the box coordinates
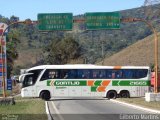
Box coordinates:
[22,69,43,88]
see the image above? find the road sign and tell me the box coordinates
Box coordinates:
[7,79,12,90]
[85,12,120,30]
[38,13,73,31]
[0,72,6,76]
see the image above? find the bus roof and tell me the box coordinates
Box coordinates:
[26,64,150,72]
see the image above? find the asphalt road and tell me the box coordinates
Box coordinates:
[47,97,156,120]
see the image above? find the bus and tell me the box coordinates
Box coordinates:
[19,64,151,100]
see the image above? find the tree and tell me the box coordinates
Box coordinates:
[10,16,19,28]
[6,29,20,78]
[45,35,81,64]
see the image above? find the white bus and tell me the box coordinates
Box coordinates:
[19,64,151,100]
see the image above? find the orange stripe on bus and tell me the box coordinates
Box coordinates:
[87,80,94,86]
[97,86,106,92]
[101,80,110,86]
[114,66,122,69]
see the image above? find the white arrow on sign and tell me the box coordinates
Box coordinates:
[117,81,121,86]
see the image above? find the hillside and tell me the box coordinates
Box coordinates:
[0,3,160,74]
[99,32,160,67]
[14,4,160,68]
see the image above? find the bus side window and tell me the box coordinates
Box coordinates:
[92,70,99,78]
[115,70,123,79]
[83,70,91,78]
[60,69,69,79]
[112,72,115,79]
[108,70,116,79]
[49,71,55,79]
[99,70,106,78]
[77,69,90,79]
[77,69,83,79]
[40,69,59,81]
[40,70,49,81]
[63,73,68,79]
[106,70,112,78]
[135,69,148,79]
[68,69,77,79]
[123,69,133,79]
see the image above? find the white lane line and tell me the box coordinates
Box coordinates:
[45,101,52,120]
[110,99,160,114]
[51,101,65,120]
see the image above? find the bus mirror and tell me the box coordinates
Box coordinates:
[19,75,24,83]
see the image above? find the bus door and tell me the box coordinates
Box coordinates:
[38,69,56,97]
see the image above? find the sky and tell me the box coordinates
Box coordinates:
[0,0,144,20]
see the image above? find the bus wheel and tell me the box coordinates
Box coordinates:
[40,91,51,101]
[107,90,117,99]
[120,91,130,98]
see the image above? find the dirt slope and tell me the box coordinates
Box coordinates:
[101,33,160,67]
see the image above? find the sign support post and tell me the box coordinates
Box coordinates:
[0,23,8,97]
[121,18,159,93]
[0,20,34,97]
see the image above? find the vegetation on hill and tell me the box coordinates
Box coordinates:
[98,32,160,67]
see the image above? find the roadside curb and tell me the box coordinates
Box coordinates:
[110,99,160,114]
[45,101,52,120]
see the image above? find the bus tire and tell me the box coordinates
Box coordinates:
[40,91,51,101]
[120,90,130,98]
[107,90,117,99]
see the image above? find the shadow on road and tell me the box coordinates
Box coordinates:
[49,97,109,101]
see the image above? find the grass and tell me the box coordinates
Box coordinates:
[116,97,160,111]
[0,97,48,120]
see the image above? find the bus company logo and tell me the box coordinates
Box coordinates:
[55,81,80,86]
[47,80,54,86]
[129,81,147,86]
[47,80,81,86]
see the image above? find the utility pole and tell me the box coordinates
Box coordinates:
[121,18,159,93]
[101,31,105,65]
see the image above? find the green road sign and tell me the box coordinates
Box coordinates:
[38,13,73,31]
[85,12,120,30]
[112,80,150,86]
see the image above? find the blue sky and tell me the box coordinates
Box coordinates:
[0,0,144,20]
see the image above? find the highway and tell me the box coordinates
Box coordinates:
[47,97,153,120]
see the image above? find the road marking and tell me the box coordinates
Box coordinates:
[45,101,52,120]
[110,99,160,114]
[51,101,64,120]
